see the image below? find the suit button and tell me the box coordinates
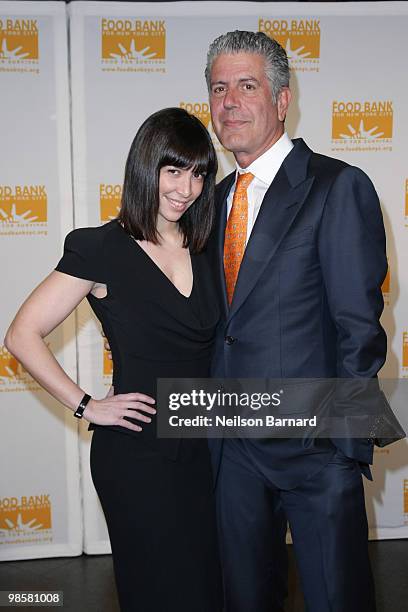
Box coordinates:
[225,336,236,345]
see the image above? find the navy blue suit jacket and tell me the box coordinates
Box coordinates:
[209,138,388,489]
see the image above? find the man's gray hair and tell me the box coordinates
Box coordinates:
[205,30,290,103]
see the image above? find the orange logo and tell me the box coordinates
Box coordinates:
[332,100,393,153]
[403,333,408,371]
[103,345,113,378]
[0,345,40,391]
[404,480,408,515]
[101,18,165,73]
[0,18,39,74]
[259,18,320,72]
[179,101,226,154]
[100,184,122,222]
[0,185,47,236]
[0,347,20,379]
[179,102,211,128]
[0,495,52,545]
[103,340,113,388]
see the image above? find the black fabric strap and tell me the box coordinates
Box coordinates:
[74,393,91,419]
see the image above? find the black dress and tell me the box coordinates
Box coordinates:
[56,220,222,612]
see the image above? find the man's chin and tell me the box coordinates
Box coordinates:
[219,134,249,155]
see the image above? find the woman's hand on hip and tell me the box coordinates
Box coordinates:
[84,393,156,432]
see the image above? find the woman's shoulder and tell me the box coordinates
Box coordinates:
[56,221,120,283]
[64,220,119,248]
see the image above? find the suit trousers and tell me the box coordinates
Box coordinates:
[216,439,375,612]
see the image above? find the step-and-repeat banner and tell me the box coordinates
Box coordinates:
[1,1,408,560]
[0,1,81,560]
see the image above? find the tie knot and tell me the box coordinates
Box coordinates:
[235,172,254,193]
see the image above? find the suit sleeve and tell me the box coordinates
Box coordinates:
[317,165,387,379]
[317,166,389,464]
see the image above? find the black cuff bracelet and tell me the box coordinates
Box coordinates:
[74,393,92,419]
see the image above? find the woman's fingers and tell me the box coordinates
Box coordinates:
[118,419,142,433]
[115,392,155,404]
[131,402,156,415]
[113,394,156,414]
[121,410,152,424]
[114,400,156,415]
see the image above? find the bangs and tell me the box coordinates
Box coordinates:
[160,128,216,175]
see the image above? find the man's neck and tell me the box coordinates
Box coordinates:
[234,130,286,169]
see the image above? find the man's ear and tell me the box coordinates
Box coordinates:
[277,88,292,122]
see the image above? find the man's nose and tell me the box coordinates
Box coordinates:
[223,87,240,109]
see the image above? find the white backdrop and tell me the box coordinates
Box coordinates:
[0,1,407,560]
[0,1,81,560]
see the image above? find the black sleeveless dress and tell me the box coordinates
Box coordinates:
[56,220,222,612]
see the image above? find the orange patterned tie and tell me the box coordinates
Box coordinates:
[223,172,255,305]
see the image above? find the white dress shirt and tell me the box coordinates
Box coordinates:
[226,132,294,243]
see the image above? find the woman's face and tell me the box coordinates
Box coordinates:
[157,165,205,228]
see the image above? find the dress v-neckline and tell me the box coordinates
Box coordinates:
[118,223,194,299]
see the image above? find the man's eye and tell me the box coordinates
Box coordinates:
[213,86,225,95]
[243,83,256,90]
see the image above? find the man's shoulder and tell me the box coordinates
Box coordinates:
[309,151,373,189]
[304,144,350,180]
[289,138,347,177]
[310,150,347,170]
[215,171,235,197]
[298,139,369,184]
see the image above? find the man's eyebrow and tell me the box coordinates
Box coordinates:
[238,77,259,84]
[210,77,259,86]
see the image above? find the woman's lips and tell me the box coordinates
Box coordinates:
[165,196,189,211]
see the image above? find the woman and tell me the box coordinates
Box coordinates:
[4,108,222,611]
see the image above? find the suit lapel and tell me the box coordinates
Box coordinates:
[227,138,315,322]
[214,172,235,318]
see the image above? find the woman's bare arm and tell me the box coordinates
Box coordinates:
[4,271,155,431]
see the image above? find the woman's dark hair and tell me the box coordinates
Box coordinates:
[118,107,218,252]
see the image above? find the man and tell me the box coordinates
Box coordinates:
[205,30,387,612]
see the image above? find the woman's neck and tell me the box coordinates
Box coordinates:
[156,219,184,248]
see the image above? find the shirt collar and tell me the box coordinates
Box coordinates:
[236,132,293,186]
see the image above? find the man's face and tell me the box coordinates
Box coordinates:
[209,52,291,168]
